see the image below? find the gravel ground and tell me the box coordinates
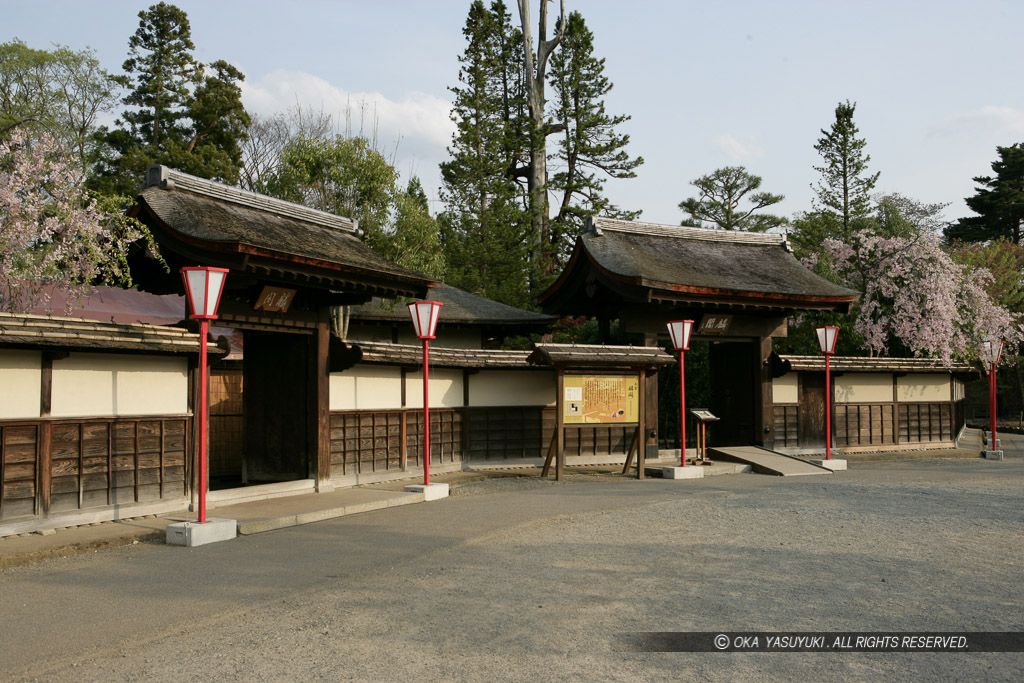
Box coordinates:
[2,458,1022,681]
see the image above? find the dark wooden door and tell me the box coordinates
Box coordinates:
[243,332,310,483]
[709,342,755,446]
[799,373,826,449]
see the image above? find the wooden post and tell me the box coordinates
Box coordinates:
[312,310,331,491]
[621,426,640,474]
[38,422,51,517]
[756,336,774,450]
[556,369,565,482]
[541,433,557,477]
[637,369,647,479]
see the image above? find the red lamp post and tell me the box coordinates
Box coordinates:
[181,266,228,523]
[667,320,694,467]
[815,325,839,460]
[408,301,443,485]
[981,339,1005,452]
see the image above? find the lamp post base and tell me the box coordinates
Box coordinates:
[811,458,847,471]
[166,518,237,547]
[662,466,704,480]
[404,483,450,500]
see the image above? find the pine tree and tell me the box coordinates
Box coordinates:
[91,2,249,196]
[439,0,530,308]
[812,100,879,239]
[678,166,785,231]
[548,11,642,263]
[946,144,1024,244]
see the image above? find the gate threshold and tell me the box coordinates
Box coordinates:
[708,446,832,476]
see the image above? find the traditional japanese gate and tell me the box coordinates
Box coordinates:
[129,166,437,492]
[536,217,858,452]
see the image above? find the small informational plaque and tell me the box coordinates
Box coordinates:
[254,286,296,313]
[690,409,720,422]
[698,314,732,335]
[563,374,639,424]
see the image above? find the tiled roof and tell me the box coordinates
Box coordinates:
[0,312,228,356]
[352,340,533,369]
[538,216,859,313]
[350,284,555,326]
[528,343,675,368]
[780,355,975,373]
[134,166,438,298]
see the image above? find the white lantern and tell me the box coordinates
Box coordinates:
[408,301,443,339]
[181,267,229,319]
[666,320,694,352]
[980,338,1004,370]
[815,325,839,355]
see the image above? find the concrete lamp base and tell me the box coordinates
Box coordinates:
[166,518,237,547]
[662,466,704,480]
[812,458,848,471]
[983,450,1004,461]
[404,483,450,500]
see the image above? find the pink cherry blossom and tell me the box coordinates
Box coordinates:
[1,131,144,314]
[824,232,1020,364]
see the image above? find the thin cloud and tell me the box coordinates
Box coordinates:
[930,106,1024,139]
[240,68,456,201]
[714,133,765,163]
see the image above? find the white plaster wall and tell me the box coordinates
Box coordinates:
[0,350,42,419]
[50,353,188,417]
[329,365,403,411]
[897,374,951,402]
[405,368,464,408]
[772,373,799,404]
[469,370,556,407]
[835,374,894,403]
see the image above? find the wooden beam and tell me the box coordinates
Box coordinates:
[38,422,51,516]
[556,370,565,481]
[313,308,331,490]
[541,433,557,478]
[638,368,647,479]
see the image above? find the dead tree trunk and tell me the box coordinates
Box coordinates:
[517,0,565,286]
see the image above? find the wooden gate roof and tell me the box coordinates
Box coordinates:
[129,166,438,300]
[537,217,859,315]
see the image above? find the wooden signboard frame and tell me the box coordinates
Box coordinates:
[541,368,647,481]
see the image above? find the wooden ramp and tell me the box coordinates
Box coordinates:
[708,446,832,476]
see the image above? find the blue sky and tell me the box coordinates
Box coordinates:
[5,0,1023,226]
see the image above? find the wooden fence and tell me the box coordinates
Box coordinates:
[0,416,190,522]
[773,401,961,449]
[328,406,636,476]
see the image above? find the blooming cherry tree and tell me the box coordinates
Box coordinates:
[824,232,1020,364]
[0,131,143,313]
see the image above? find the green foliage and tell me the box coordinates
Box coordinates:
[273,134,397,246]
[440,0,531,308]
[950,238,1024,314]
[91,2,249,196]
[0,40,120,171]
[440,2,639,305]
[385,178,446,279]
[678,166,786,231]
[259,133,447,280]
[547,11,643,263]
[946,144,1024,245]
[812,100,879,238]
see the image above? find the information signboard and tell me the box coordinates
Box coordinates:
[563,374,640,424]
